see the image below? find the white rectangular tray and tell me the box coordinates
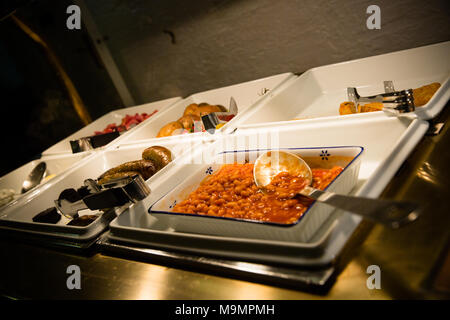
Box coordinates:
[42,97,181,155]
[233,42,450,129]
[106,114,429,266]
[0,137,202,242]
[0,152,92,212]
[149,146,363,243]
[117,73,294,143]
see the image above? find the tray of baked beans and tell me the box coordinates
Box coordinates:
[105,109,428,267]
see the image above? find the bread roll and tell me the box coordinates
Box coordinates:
[216,105,228,112]
[359,102,383,113]
[198,104,222,116]
[183,104,201,117]
[157,121,183,137]
[177,114,200,130]
[413,82,440,107]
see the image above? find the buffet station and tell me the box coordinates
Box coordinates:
[0,42,449,298]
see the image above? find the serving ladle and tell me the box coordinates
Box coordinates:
[21,162,47,194]
[254,151,421,228]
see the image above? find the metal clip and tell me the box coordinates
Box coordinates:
[70,131,120,153]
[201,97,238,135]
[54,174,151,219]
[347,82,415,115]
[384,80,395,93]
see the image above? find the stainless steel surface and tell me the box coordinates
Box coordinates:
[0,105,449,300]
[96,236,337,292]
[254,150,420,228]
[21,162,46,194]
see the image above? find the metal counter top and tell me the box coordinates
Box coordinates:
[0,105,449,300]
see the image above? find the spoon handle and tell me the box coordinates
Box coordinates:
[301,186,421,228]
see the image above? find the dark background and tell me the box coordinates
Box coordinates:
[0,0,122,176]
[0,0,449,176]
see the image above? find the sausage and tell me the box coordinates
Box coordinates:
[142,146,172,170]
[97,159,157,183]
[97,171,141,185]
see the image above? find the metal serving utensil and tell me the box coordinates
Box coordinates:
[202,97,238,134]
[54,174,151,219]
[254,151,421,228]
[21,162,47,194]
[70,131,121,153]
[347,81,415,115]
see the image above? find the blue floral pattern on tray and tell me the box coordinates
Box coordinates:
[258,87,270,96]
[205,167,214,175]
[320,150,330,160]
[169,200,177,209]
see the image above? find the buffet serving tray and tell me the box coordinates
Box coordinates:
[149,146,363,243]
[105,114,429,267]
[117,73,295,143]
[42,97,181,155]
[233,41,450,128]
[0,151,92,212]
[0,137,203,243]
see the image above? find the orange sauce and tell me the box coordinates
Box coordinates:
[173,163,343,224]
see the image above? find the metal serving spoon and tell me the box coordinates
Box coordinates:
[21,162,47,194]
[254,151,421,228]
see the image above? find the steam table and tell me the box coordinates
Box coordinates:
[0,105,449,300]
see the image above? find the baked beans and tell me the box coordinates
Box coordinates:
[172,163,343,224]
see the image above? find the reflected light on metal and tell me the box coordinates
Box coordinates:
[416,162,440,186]
[136,265,167,300]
